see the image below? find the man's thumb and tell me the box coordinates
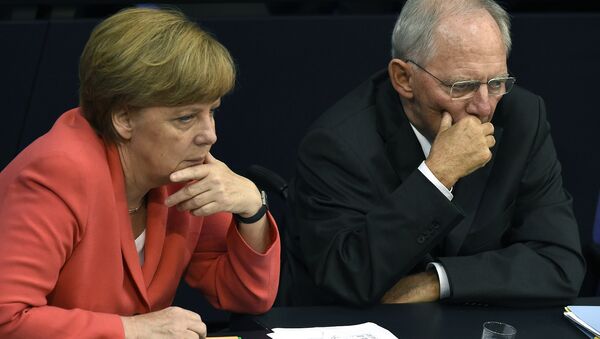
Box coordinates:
[438,112,453,134]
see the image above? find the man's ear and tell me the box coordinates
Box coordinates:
[112,109,133,141]
[388,59,414,99]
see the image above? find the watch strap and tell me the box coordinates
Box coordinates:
[233,190,268,224]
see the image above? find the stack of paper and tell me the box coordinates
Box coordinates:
[267,322,398,339]
[564,305,600,338]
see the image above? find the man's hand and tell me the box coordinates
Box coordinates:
[425,112,495,189]
[121,306,207,339]
[381,271,440,304]
[165,153,262,218]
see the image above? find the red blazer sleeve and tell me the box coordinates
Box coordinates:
[0,156,125,338]
[184,212,281,314]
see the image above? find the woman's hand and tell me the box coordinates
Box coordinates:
[165,153,262,218]
[165,152,271,253]
[120,306,206,339]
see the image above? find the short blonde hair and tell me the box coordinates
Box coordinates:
[79,7,235,143]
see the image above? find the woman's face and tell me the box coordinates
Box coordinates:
[122,99,220,186]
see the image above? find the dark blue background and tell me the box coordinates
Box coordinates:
[1,11,599,326]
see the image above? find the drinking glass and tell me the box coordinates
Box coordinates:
[481,321,517,339]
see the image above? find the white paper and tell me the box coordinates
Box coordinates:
[267,322,398,339]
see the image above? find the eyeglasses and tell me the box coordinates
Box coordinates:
[406,59,516,100]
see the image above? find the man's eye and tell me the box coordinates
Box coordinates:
[453,82,478,93]
[488,79,504,90]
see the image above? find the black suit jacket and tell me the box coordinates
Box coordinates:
[278,70,585,306]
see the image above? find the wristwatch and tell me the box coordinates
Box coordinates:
[233,190,268,224]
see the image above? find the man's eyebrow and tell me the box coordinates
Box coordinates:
[446,72,510,82]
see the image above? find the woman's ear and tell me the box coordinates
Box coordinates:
[112,109,133,141]
[388,59,414,99]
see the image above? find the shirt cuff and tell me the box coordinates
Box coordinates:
[427,262,451,299]
[418,161,453,201]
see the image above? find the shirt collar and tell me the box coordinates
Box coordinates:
[409,123,431,158]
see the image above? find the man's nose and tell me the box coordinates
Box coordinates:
[467,84,493,119]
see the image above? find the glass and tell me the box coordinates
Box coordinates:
[481,321,517,339]
[406,59,516,100]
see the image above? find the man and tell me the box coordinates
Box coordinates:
[278,0,585,306]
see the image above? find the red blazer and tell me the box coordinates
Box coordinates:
[0,108,281,338]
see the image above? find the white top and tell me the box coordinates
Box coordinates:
[134,229,146,266]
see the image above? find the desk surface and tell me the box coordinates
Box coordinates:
[208,331,270,339]
[252,297,600,338]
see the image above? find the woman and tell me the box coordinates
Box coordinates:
[0,8,280,339]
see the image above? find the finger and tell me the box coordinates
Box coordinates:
[182,332,200,339]
[165,181,210,207]
[177,190,218,212]
[438,112,453,134]
[172,307,202,320]
[204,152,227,169]
[482,149,493,165]
[170,164,211,183]
[181,309,202,321]
[204,152,217,164]
[481,122,494,136]
[190,202,220,217]
[486,135,496,148]
[186,322,207,339]
[166,177,216,207]
[178,330,200,339]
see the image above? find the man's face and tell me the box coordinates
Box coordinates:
[404,10,508,141]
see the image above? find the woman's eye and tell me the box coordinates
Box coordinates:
[176,115,194,123]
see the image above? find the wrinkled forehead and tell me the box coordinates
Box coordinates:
[431,9,506,63]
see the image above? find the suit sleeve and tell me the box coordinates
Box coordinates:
[439,96,585,304]
[184,212,280,314]
[0,156,124,339]
[289,128,465,306]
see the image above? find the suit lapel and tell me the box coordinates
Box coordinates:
[444,126,504,255]
[106,144,150,308]
[142,187,167,287]
[375,79,425,182]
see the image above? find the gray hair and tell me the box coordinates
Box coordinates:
[391,0,511,63]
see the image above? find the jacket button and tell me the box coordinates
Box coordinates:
[417,236,426,244]
[432,221,440,229]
